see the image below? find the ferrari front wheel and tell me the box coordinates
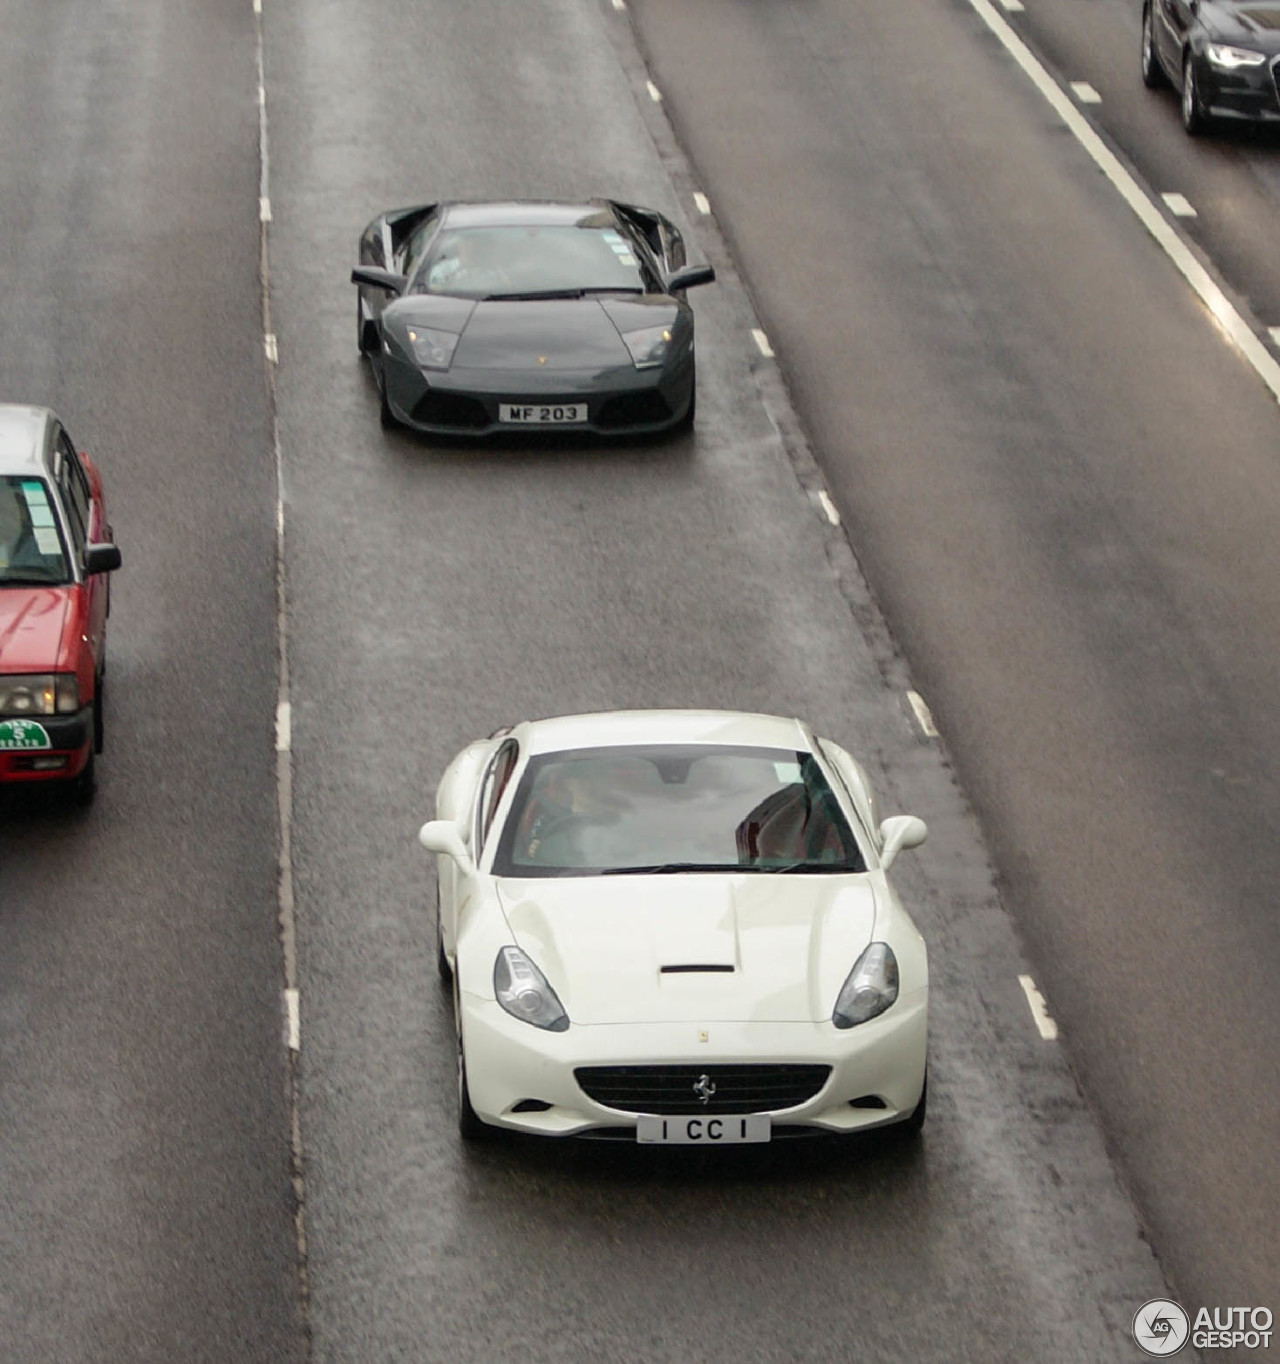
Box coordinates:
[453,980,488,1141]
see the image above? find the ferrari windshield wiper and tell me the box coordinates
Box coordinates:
[578,286,644,295]
[601,862,734,875]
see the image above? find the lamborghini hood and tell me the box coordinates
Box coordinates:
[496,874,879,1025]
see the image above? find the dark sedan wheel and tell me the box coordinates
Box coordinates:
[1141,7,1167,88]
[70,750,96,807]
[1182,53,1207,133]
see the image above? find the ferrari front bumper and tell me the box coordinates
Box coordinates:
[459,990,928,1139]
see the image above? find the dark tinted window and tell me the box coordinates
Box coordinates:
[416,225,648,298]
[492,744,866,878]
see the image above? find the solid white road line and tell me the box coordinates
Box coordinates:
[264,334,278,364]
[259,197,272,223]
[1161,192,1197,218]
[1018,974,1059,1040]
[965,0,1280,408]
[817,490,841,526]
[693,191,711,215]
[752,328,774,358]
[646,80,662,103]
[1069,81,1101,104]
[907,690,939,739]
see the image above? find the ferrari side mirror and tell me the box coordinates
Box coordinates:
[419,819,474,871]
[878,815,927,871]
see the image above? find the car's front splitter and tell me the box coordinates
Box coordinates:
[380,355,694,437]
[459,993,928,1139]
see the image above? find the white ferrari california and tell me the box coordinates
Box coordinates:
[418,709,929,1145]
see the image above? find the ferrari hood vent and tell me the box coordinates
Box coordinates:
[660,964,735,974]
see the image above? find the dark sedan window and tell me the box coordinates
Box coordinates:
[415,225,651,298]
[0,477,71,585]
[492,744,866,878]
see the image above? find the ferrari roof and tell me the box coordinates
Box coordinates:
[441,201,614,229]
[0,405,53,478]
[522,709,815,756]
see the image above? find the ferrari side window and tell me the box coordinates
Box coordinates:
[477,741,520,853]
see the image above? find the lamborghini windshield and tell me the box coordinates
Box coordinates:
[416,225,649,299]
[492,744,866,878]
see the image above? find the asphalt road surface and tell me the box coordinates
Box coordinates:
[2,0,1276,1361]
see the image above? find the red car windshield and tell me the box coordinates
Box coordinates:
[0,477,71,585]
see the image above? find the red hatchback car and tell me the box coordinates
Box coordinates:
[0,405,121,801]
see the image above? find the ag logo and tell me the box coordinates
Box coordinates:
[1132,1299,1190,1356]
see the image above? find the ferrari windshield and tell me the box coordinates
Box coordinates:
[0,476,71,585]
[492,744,866,877]
[416,225,649,299]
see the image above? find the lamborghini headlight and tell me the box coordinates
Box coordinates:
[0,673,78,716]
[494,946,569,1032]
[406,326,459,371]
[1205,43,1266,68]
[623,324,674,370]
[832,942,899,1029]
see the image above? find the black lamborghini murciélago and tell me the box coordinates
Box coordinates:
[351,199,715,437]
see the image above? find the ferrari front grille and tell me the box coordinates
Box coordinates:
[574,1063,831,1115]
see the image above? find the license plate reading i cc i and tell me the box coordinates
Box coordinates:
[636,1114,772,1144]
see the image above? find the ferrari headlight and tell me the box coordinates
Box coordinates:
[623,324,674,370]
[832,942,899,1029]
[1205,43,1265,68]
[406,326,459,371]
[0,673,76,717]
[494,946,569,1032]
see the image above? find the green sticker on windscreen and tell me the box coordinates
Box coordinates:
[0,719,53,750]
[20,480,56,527]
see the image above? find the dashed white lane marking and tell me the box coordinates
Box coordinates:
[693,191,711,215]
[752,328,774,358]
[817,490,841,526]
[907,690,939,738]
[999,0,1025,12]
[259,196,273,222]
[1161,192,1197,218]
[1018,974,1059,1040]
[1270,327,1280,348]
[284,988,300,1051]
[965,0,1280,409]
[252,0,261,12]
[1069,81,1101,104]
[275,701,292,753]
[264,333,278,364]
[611,0,626,9]
[257,85,265,108]
[646,80,662,103]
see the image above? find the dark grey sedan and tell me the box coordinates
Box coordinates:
[351,200,714,437]
[1142,0,1280,133]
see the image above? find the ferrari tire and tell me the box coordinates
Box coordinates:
[1141,7,1167,88]
[1182,53,1206,134]
[436,891,452,983]
[454,980,488,1141]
